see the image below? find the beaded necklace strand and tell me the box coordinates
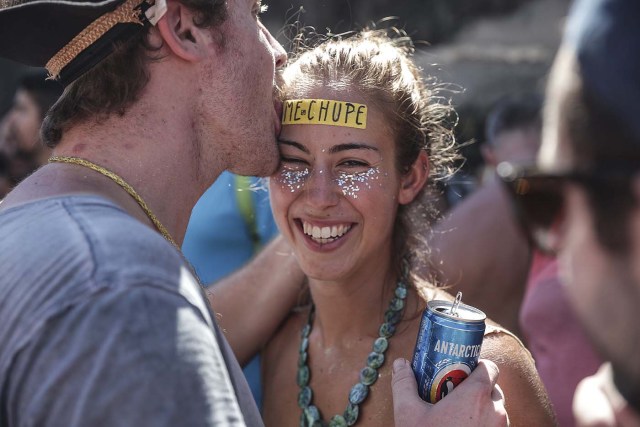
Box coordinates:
[48,156,180,251]
[297,260,410,427]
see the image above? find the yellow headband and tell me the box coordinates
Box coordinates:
[282,99,367,129]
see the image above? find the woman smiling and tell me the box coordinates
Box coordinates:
[262,29,556,427]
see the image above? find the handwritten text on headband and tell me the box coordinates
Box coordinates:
[282,99,367,129]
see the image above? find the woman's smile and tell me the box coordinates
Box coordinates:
[300,220,353,244]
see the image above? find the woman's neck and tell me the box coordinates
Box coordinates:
[307,260,398,348]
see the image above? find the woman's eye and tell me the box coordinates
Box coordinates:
[281,156,304,163]
[340,160,370,168]
[280,156,309,169]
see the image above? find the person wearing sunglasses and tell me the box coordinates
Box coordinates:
[498,0,640,424]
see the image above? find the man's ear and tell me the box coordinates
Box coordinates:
[155,1,212,62]
[398,150,430,205]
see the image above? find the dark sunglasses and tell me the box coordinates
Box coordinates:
[496,161,635,254]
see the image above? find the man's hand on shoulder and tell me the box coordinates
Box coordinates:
[391,358,509,427]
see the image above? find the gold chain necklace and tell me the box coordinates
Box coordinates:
[48,155,180,251]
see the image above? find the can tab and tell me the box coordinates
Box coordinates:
[449,292,463,317]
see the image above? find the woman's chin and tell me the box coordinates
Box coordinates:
[301,263,348,283]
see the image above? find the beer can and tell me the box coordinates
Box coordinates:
[411,296,486,403]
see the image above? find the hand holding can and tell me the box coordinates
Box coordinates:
[392,358,509,426]
[411,292,487,403]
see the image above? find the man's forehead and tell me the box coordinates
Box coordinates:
[538,46,578,173]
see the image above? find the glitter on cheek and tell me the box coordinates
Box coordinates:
[276,168,311,193]
[335,167,381,199]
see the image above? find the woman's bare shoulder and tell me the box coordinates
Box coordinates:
[481,322,532,364]
[481,325,558,426]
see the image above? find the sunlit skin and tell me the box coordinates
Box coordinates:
[192,0,286,178]
[262,88,555,426]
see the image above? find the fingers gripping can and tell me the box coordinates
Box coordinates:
[411,293,486,403]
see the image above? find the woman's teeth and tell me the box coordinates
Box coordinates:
[302,221,352,244]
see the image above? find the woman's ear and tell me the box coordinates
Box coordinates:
[155,1,211,62]
[398,151,430,205]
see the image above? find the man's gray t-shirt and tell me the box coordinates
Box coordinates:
[0,196,262,426]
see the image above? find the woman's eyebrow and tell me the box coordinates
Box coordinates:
[277,140,379,155]
[277,139,309,154]
[329,143,379,154]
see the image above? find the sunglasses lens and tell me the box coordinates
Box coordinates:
[516,177,562,225]
[509,177,564,253]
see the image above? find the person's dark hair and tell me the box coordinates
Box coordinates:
[18,70,63,119]
[562,73,639,254]
[279,28,459,288]
[41,0,227,148]
[485,93,542,145]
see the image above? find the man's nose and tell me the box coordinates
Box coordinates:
[261,23,287,68]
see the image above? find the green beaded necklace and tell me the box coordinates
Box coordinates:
[297,263,409,427]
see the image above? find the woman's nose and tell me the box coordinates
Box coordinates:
[304,168,340,209]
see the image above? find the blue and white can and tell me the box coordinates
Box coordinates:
[411,295,486,403]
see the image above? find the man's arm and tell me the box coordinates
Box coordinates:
[208,235,305,365]
[391,358,510,427]
[422,177,531,334]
